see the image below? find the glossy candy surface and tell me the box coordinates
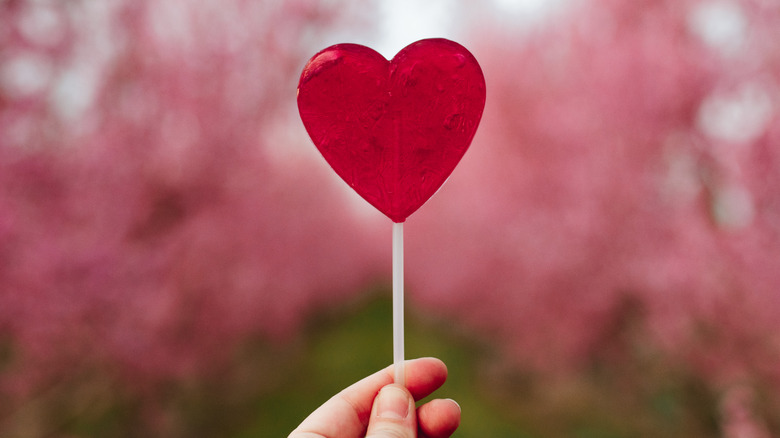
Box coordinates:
[297,38,486,222]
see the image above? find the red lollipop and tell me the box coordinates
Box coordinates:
[297,38,485,386]
[297,38,486,223]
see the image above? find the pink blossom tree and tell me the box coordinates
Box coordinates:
[2,0,780,434]
[0,0,383,403]
[406,0,780,431]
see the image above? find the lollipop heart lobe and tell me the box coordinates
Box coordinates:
[297,38,486,222]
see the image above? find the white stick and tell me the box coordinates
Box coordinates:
[392,221,405,386]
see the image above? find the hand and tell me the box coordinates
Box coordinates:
[289,357,461,438]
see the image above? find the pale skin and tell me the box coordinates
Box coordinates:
[289,357,461,438]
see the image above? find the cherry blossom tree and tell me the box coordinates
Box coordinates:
[2,0,779,435]
[0,0,382,404]
[406,0,780,432]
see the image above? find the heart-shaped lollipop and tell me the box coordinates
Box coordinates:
[297,38,486,222]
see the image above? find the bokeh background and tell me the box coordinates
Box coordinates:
[2,0,779,436]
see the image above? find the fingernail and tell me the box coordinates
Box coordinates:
[376,386,410,419]
[446,398,461,413]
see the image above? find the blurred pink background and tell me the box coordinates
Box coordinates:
[1,0,779,435]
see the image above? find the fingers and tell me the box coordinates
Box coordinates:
[417,398,461,438]
[387,357,449,401]
[289,357,448,438]
[365,385,417,438]
[364,386,462,438]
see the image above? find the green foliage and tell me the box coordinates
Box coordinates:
[0,291,738,437]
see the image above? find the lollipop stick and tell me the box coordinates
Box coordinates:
[392,221,405,386]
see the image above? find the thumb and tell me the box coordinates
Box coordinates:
[365,384,416,438]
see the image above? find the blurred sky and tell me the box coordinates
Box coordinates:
[372,0,568,57]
